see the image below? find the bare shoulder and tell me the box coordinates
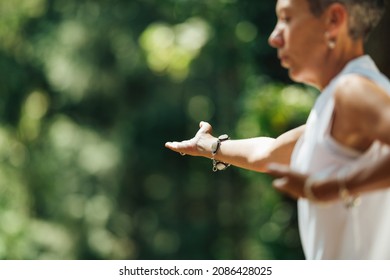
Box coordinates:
[333,74,386,103]
[332,73,390,146]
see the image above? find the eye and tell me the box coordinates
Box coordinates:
[277,11,291,24]
[281,16,291,23]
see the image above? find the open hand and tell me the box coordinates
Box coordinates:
[165,121,216,158]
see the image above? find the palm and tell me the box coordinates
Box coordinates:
[165,121,214,157]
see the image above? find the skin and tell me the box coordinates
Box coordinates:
[165,0,390,203]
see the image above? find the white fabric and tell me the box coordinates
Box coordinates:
[290,55,390,259]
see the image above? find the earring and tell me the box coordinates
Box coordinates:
[325,32,336,50]
[328,39,336,49]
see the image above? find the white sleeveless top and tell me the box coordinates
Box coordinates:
[290,55,390,259]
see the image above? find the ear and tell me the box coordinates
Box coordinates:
[324,3,348,38]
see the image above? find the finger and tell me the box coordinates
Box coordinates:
[198,121,212,134]
[165,140,186,148]
[165,140,193,154]
[199,121,208,128]
[165,141,176,149]
[266,163,291,177]
[273,177,300,200]
[165,141,183,152]
[273,177,288,189]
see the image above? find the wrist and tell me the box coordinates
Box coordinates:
[304,175,336,203]
[304,176,322,202]
[211,134,231,172]
[196,135,218,158]
[337,169,361,208]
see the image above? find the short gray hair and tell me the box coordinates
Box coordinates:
[307,0,385,40]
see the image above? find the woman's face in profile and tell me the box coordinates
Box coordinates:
[268,0,330,87]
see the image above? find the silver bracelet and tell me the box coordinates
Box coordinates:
[211,134,231,172]
[337,169,360,209]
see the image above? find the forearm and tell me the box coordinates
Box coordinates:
[311,151,390,202]
[214,125,305,173]
[348,152,390,195]
[165,122,304,174]
[215,137,275,172]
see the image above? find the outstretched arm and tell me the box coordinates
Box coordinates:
[165,121,305,173]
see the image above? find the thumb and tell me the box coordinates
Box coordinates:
[266,163,290,177]
[273,177,288,189]
[198,121,212,134]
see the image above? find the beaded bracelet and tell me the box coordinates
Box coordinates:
[211,134,231,172]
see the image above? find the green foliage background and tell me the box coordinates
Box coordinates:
[0,0,388,260]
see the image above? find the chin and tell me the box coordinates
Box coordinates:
[287,69,302,82]
[288,69,314,86]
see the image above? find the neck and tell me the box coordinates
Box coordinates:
[315,39,365,91]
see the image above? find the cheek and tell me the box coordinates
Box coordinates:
[289,23,325,50]
[296,32,316,49]
[294,34,325,62]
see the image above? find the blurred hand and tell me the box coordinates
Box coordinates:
[267,163,307,200]
[268,163,342,202]
[165,121,216,158]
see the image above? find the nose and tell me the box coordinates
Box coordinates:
[268,27,284,49]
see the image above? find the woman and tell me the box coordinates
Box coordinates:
[165,0,390,259]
